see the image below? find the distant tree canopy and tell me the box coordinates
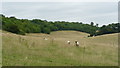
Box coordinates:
[96,23,120,35]
[1,14,120,36]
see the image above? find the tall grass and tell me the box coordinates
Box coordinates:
[2,30,118,66]
[0,30,2,67]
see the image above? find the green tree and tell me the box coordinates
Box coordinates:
[90,22,94,26]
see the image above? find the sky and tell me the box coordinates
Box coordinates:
[1,1,118,26]
[2,0,119,2]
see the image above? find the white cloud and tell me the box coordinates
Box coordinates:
[2,2,118,26]
[2,0,120,2]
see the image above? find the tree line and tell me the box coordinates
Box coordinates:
[1,14,120,36]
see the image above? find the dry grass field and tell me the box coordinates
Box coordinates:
[2,30,118,66]
[0,30,2,67]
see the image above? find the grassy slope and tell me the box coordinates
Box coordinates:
[0,30,2,67]
[2,30,118,66]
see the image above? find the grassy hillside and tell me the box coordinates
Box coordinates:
[0,30,2,67]
[2,30,118,66]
